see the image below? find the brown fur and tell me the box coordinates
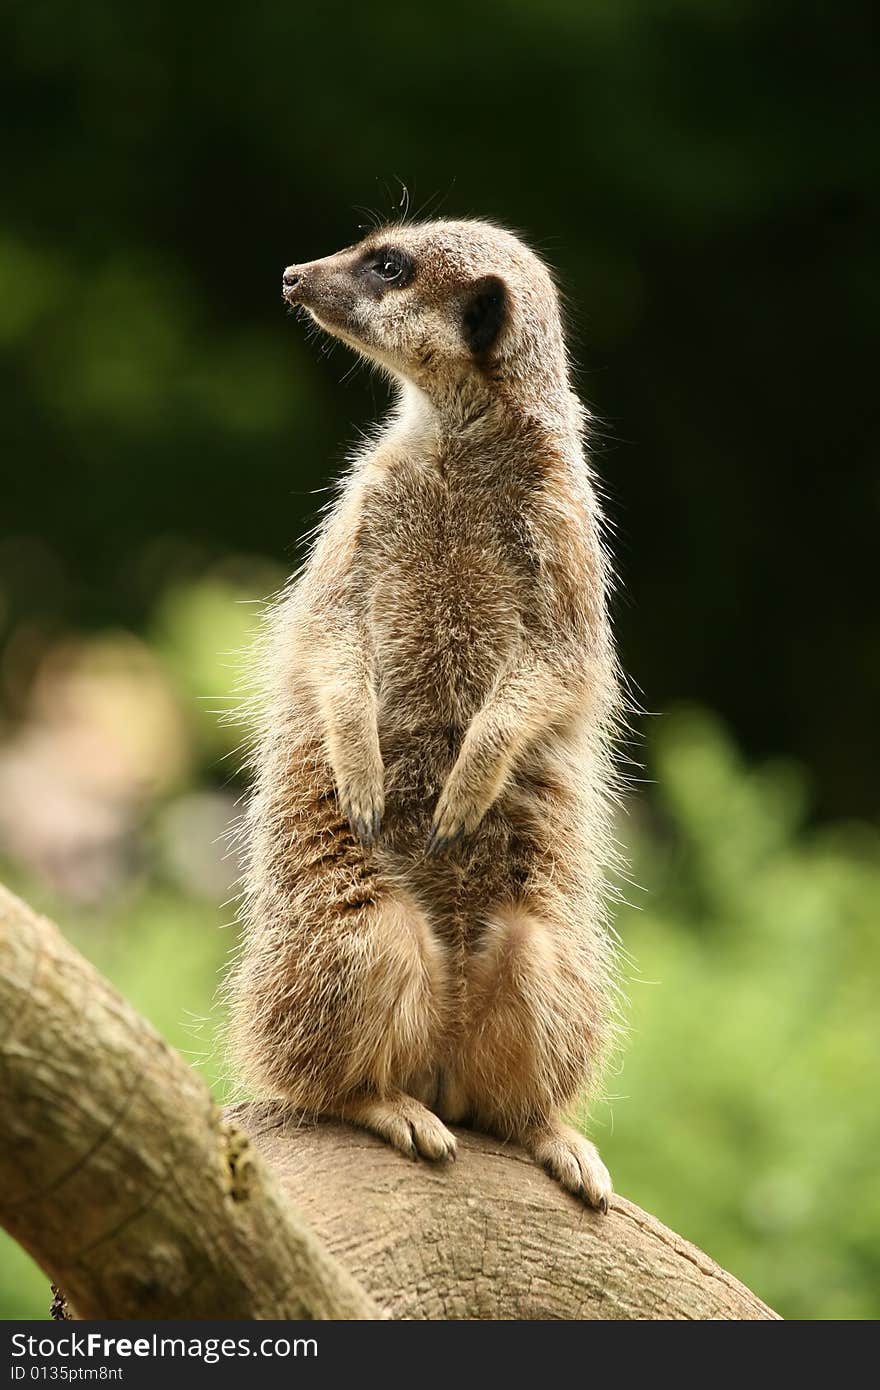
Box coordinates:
[226,219,625,1209]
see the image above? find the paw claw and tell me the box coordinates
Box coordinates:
[425,823,465,858]
[339,790,383,849]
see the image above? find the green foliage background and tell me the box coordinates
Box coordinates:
[0,0,877,1321]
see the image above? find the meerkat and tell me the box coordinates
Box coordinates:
[227,218,624,1210]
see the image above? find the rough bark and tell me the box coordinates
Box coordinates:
[0,880,779,1320]
[232,1102,780,1320]
[0,883,377,1319]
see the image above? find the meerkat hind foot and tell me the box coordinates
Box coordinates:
[522,1120,612,1212]
[343,1091,457,1163]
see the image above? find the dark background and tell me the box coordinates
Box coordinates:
[2,0,877,818]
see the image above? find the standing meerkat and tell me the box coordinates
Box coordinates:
[228,219,624,1209]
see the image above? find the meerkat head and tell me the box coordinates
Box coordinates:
[282,219,569,409]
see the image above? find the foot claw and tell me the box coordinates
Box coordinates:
[523,1122,612,1213]
[345,1094,456,1165]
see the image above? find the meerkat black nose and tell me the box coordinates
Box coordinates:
[282,265,310,305]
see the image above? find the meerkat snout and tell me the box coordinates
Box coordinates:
[282,264,314,306]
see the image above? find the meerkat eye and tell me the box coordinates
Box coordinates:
[366,247,414,287]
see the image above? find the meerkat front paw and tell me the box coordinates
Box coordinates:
[521,1121,612,1213]
[426,780,484,856]
[337,774,384,848]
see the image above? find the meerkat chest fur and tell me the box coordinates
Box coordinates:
[360,432,535,736]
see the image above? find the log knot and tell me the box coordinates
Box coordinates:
[220,1123,256,1203]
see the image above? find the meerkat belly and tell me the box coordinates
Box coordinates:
[374,541,517,716]
[359,464,527,806]
[369,538,520,812]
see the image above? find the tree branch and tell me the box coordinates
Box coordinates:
[231,1103,780,1320]
[0,883,377,1319]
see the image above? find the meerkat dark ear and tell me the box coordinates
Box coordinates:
[461,275,508,356]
